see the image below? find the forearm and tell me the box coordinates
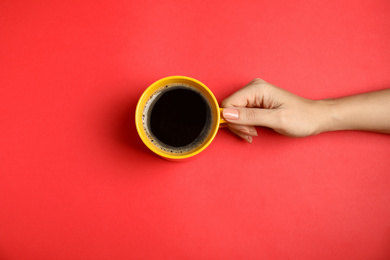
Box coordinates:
[318,89,390,134]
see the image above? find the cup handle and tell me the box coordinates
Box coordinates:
[219,108,228,128]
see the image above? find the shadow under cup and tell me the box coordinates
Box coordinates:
[135,76,223,160]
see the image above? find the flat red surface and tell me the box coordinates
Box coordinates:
[1,0,390,259]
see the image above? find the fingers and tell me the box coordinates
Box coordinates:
[227,124,258,143]
[221,78,268,108]
[229,124,258,136]
[222,107,279,129]
[221,78,284,141]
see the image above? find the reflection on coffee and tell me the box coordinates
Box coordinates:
[145,84,213,153]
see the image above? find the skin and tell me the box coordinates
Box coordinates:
[221,78,390,143]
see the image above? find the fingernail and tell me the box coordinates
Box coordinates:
[223,108,239,120]
[251,129,258,136]
[244,135,253,144]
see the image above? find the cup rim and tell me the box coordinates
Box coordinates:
[135,76,221,159]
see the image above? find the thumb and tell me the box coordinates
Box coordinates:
[222,107,279,128]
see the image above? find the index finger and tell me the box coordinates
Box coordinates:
[221,78,268,108]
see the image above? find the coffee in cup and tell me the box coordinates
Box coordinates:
[146,83,213,153]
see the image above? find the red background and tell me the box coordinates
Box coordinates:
[1,0,390,259]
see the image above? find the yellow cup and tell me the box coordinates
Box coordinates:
[135,76,226,160]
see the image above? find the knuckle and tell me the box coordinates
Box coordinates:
[250,79,270,92]
[247,78,265,88]
[252,78,265,84]
[245,109,258,122]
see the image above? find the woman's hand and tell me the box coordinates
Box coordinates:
[221,78,390,142]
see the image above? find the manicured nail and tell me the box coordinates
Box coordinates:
[223,108,239,120]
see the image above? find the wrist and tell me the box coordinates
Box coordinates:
[313,98,339,134]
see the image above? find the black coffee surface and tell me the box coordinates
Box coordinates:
[148,87,211,148]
